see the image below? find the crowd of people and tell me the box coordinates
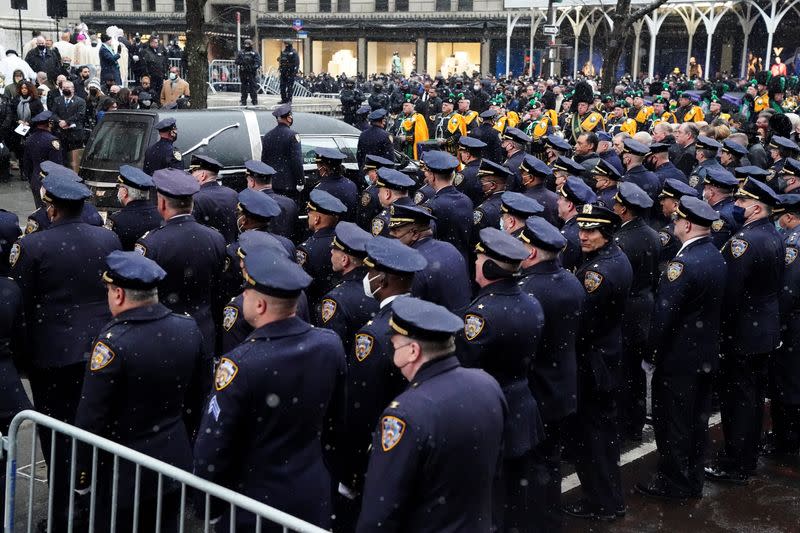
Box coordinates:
[2,34,800,530]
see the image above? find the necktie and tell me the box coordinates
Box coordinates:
[65,99,71,106]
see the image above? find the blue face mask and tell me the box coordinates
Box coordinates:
[732,204,750,225]
[499,216,505,231]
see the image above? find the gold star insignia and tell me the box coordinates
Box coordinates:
[477,304,484,309]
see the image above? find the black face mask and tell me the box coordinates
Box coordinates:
[481,259,515,280]
[62,90,72,97]
[37,45,46,51]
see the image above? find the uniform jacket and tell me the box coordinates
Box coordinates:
[297,226,338,308]
[107,199,161,251]
[260,123,304,195]
[22,128,62,181]
[426,185,473,262]
[258,187,298,242]
[220,292,310,354]
[0,278,32,426]
[317,266,379,356]
[559,216,582,272]
[456,158,484,207]
[654,160,688,186]
[470,124,504,164]
[410,236,471,313]
[774,229,800,404]
[474,191,504,231]
[623,164,661,203]
[192,181,239,244]
[25,203,103,236]
[357,126,395,170]
[143,137,182,176]
[709,196,740,249]
[523,183,560,228]
[314,174,359,220]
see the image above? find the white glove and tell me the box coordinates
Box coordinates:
[641,360,655,375]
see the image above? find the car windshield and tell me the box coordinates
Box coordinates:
[84,119,150,164]
[300,136,358,165]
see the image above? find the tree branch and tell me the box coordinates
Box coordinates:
[627,0,671,25]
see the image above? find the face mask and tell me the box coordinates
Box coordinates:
[169,73,177,80]
[364,175,371,186]
[362,273,381,299]
[117,188,125,205]
[732,204,751,225]
[37,45,46,51]
[62,90,72,97]
[499,216,506,231]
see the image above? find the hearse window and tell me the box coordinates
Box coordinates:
[84,120,149,164]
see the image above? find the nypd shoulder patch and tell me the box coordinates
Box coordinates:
[222,305,238,332]
[24,219,39,235]
[667,261,684,281]
[381,415,406,452]
[413,191,425,205]
[134,243,147,256]
[90,342,116,371]
[295,249,308,266]
[173,150,182,161]
[786,247,798,266]
[321,298,337,323]
[730,238,749,258]
[711,219,724,232]
[583,270,604,293]
[51,140,60,151]
[464,314,485,341]
[454,173,464,187]
[658,231,671,246]
[8,243,20,268]
[688,175,699,188]
[371,217,385,236]
[355,333,374,362]
[473,210,483,225]
[361,191,372,207]
[214,357,239,391]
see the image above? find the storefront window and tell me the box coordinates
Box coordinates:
[320,0,331,11]
[427,42,480,76]
[262,39,304,72]
[395,0,408,10]
[312,41,357,77]
[338,0,349,12]
[367,42,415,76]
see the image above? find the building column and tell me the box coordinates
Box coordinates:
[480,38,491,77]
[644,10,667,78]
[506,12,521,76]
[632,19,644,80]
[416,37,426,76]
[358,37,367,77]
[303,36,312,74]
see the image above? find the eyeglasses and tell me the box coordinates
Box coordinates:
[392,342,414,353]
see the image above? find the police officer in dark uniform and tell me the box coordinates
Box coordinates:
[313,147,359,219]
[340,78,364,126]
[318,222,378,357]
[235,188,295,257]
[498,191,544,236]
[24,162,104,235]
[687,135,734,194]
[357,109,395,171]
[107,165,161,251]
[657,178,699,271]
[143,118,182,176]
[356,296,505,533]
[455,136,486,206]
[767,136,800,186]
[636,196,726,500]
[369,167,417,237]
[649,142,689,186]
[22,110,63,209]
[473,159,515,231]
[243,159,298,242]
[297,189,347,309]
[552,155,587,191]
[9,174,122,530]
[234,38,261,106]
[278,41,300,104]
[459,227,544,532]
[471,109,505,164]
[194,245,346,530]
[517,217,584,531]
[0,211,21,276]
[706,177,785,484]
[703,167,741,249]
[591,158,622,209]
[621,138,661,204]
[261,104,305,200]
[520,154,560,227]
[564,204,632,521]
[612,182,661,441]
[135,168,226,356]
[421,151,474,261]
[501,127,531,192]
[557,176,597,272]
[189,154,239,244]
[388,203,471,312]
[357,154,395,233]
[75,251,209,530]
[720,139,749,173]
[340,237,426,525]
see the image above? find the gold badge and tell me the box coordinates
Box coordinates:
[583,270,603,293]
[24,219,39,234]
[414,191,425,205]
[51,140,60,151]
[222,305,238,332]
[321,299,337,323]
[667,261,684,281]
[90,342,115,371]
[134,243,147,256]
[361,191,372,207]
[355,333,374,362]
[711,219,724,232]
[730,238,749,258]
[173,150,182,161]
[371,217,385,236]
[215,357,239,391]
[8,243,20,268]
[381,415,406,452]
[464,314,485,341]
[295,249,308,266]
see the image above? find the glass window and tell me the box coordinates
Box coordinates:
[267,0,278,10]
[107,0,115,10]
[337,0,349,12]
[435,0,450,10]
[319,0,331,11]
[375,0,388,11]
[174,0,184,11]
[395,0,408,10]
[84,119,150,165]
[92,0,101,10]
[284,0,296,11]
[131,0,141,10]
[147,0,156,10]
[301,136,357,165]
[457,0,471,9]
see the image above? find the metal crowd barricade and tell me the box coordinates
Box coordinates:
[311,93,341,99]
[3,410,328,533]
[207,60,241,95]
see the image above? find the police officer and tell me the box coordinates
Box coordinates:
[143,118,182,176]
[455,136,486,206]
[420,151,473,261]
[733,165,771,187]
[297,189,347,309]
[243,159,298,242]
[189,154,239,244]
[720,139,749,173]
[9,173,121,530]
[648,142,688,188]
[278,41,300,104]
[194,245,346,530]
[459,227,544,532]
[75,251,209,530]
[557,176,597,272]
[612,182,661,442]
[544,134,573,167]
[357,108,395,171]
[234,38,261,106]
[501,127,531,191]
[551,155,587,191]
[498,191,544,236]
[313,147,359,218]
[474,159,515,231]
[356,296,505,533]
[107,165,161,251]
[563,204,631,521]
[657,178,700,271]
[0,211,21,276]
[261,104,304,199]
[768,136,799,177]
[341,237,426,521]
[519,154,560,227]
[388,203,471,312]
[621,137,661,203]
[357,155,395,232]
[688,135,734,194]
[22,110,63,208]
[24,162,104,235]
[471,109,504,164]
[702,167,741,249]
[235,188,295,257]
[706,177,785,484]
[135,168,226,355]
[637,196,726,500]
[340,78,364,126]
[591,158,622,209]
[517,217,584,531]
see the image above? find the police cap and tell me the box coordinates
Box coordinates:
[388,203,436,228]
[102,250,166,290]
[545,134,572,152]
[376,168,416,191]
[659,177,698,199]
[560,176,597,205]
[314,147,347,164]
[769,135,800,153]
[502,127,532,144]
[363,236,427,274]
[422,150,459,173]
[575,203,621,230]
[735,176,780,206]
[41,174,91,203]
[368,108,388,121]
[597,131,613,142]
[238,188,281,219]
[592,158,622,180]
[41,161,81,182]
[703,167,739,190]
[721,139,748,158]
[479,109,498,120]
[783,158,800,177]
[552,156,585,175]
[389,296,463,342]
[695,135,722,152]
[244,159,277,177]
[648,142,671,154]
[733,165,771,183]
[118,165,154,190]
[332,221,372,258]
[775,193,800,216]
[236,230,290,260]
[271,103,292,118]
[519,154,552,178]
[614,181,653,209]
[242,246,312,298]
[475,227,529,263]
[357,105,371,115]
[458,136,487,153]
[152,168,199,198]
[478,159,514,180]
[307,189,347,216]
[154,117,176,131]
[519,216,566,252]
[30,110,53,125]
[621,138,650,157]
[189,154,223,173]
[674,195,720,227]
[363,154,395,171]
[500,191,544,218]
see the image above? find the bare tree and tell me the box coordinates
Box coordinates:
[186,0,209,109]
[600,0,671,92]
